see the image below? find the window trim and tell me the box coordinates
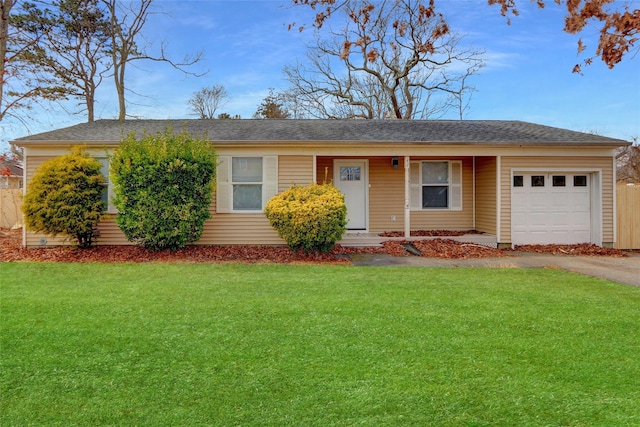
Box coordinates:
[231,157,264,212]
[410,160,462,211]
[216,155,278,214]
[96,157,117,214]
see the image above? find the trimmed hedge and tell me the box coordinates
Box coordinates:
[264,183,347,253]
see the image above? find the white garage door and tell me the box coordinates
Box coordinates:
[512,173,591,245]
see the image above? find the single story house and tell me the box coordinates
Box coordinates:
[12,119,630,248]
[0,161,23,190]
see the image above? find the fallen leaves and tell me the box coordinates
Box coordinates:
[513,243,628,257]
[0,229,629,264]
[379,229,478,237]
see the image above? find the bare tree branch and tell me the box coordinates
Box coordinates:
[284,0,484,120]
[104,0,205,121]
[187,84,229,119]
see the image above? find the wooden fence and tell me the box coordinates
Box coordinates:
[617,184,640,249]
[0,189,23,229]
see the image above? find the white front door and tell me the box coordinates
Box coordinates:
[334,160,368,230]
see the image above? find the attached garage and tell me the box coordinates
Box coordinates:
[511,171,601,246]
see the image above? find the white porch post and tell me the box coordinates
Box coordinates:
[404,156,411,238]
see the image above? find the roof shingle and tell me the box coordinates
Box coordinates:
[12,119,629,146]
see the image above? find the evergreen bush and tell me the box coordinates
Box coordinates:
[264,183,347,253]
[22,147,105,248]
[110,128,217,251]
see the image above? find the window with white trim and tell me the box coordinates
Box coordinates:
[410,160,462,210]
[97,157,116,213]
[216,155,278,213]
[232,157,263,210]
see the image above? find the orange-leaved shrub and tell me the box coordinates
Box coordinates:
[264,183,347,253]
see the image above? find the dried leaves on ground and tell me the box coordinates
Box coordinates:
[513,243,628,257]
[378,229,480,237]
[0,229,629,263]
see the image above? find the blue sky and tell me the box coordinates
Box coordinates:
[2,0,639,152]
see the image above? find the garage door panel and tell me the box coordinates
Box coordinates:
[529,193,550,209]
[512,172,593,245]
[550,194,569,208]
[529,212,550,226]
[568,192,590,207]
[550,212,570,227]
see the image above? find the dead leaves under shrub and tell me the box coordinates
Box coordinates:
[0,229,629,263]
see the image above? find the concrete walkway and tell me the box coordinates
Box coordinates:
[349,252,640,287]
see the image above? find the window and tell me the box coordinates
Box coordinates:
[410,161,462,210]
[531,175,545,187]
[574,175,587,187]
[552,175,566,187]
[513,175,524,187]
[232,157,263,210]
[340,166,361,181]
[216,155,278,213]
[97,158,116,213]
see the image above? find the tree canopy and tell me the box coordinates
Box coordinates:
[2,0,204,124]
[290,0,639,73]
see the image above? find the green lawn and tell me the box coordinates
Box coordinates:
[1,263,639,426]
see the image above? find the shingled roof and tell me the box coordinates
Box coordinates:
[12,119,629,146]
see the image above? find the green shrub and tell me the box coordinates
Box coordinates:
[110,128,217,251]
[22,147,105,248]
[264,183,347,253]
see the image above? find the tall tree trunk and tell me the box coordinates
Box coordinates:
[0,0,14,122]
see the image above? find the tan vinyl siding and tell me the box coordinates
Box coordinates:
[278,155,314,191]
[475,157,497,234]
[317,156,405,232]
[198,214,282,245]
[500,156,614,244]
[368,157,405,232]
[410,157,474,231]
[95,216,131,245]
[199,155,313,245]
[320,156,474,232]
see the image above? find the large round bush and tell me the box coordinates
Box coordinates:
[22,147,105,248]
[110,128,217,251]
[264,183,347,253]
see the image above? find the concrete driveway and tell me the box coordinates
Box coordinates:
[349,252,640,287]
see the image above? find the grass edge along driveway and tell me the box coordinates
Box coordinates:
[2,263,639,426]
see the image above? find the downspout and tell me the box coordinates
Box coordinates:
[404,156,411,238]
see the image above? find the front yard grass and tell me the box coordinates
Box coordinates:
[1,263,639,426]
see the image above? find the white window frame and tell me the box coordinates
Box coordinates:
[410,160,462,211]
[232,157,264,212]
[96,157,117,214]
[216,155,278,214]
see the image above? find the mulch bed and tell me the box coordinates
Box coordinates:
[0,229,629,263]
